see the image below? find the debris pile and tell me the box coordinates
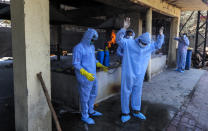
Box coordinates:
[192,47,208,68]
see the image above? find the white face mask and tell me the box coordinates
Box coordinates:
[126,36,133,39]
[129,36,134,39]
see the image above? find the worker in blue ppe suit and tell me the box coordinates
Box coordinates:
[73,28,108,124]
[117,29,135,57]
[174,33,190,73]
[116,18,165,123]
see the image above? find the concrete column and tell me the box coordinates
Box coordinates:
[168,17,180,67]
[10,0,51,131]
[146,8,152,81]
[138,17,143,36]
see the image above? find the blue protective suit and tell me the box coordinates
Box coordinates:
[116,46,124,57]
[117,29,135,57]
[174,35,189,70]
[72,28,99,119]
[116,28,164,114]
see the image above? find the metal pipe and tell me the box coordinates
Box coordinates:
[199,21,206,29]
[180,11,194,34]
[195,11,201,55]
[202,11,208,66]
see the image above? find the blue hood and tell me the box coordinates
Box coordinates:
[135,32,151,45]
[81,28,98,46]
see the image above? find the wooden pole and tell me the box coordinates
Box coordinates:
[37,72,62,131]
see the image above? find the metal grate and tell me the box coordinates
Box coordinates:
[194,11,208,67]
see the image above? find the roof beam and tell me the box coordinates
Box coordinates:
[93,0,146,12]
[130,0,181,17]
[50,5,105,26]
[50,19,104,27]
[50,0,102,9]
[60,6,124,18]
[181,7,208,11]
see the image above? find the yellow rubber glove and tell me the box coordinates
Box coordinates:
[80,68,95,81]
[96,62,108,72]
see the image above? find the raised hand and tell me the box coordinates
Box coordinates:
[123,17,131,29]
[159,26,164,35]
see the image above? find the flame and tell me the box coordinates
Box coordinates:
[107,30,116,48]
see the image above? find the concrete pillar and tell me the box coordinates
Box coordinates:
[138,17,143,36]
[146,8,152,81]
[168,17,180,67]
[10,0,51,131]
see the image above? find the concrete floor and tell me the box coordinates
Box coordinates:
[0,67,205,131]
[167,71,208,131]
[142,68,205,116]
[56,98,171,131]
[54,68,206,131]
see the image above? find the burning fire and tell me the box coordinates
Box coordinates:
[107,30,116,48]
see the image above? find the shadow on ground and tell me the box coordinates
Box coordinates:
[55,95,177,131]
